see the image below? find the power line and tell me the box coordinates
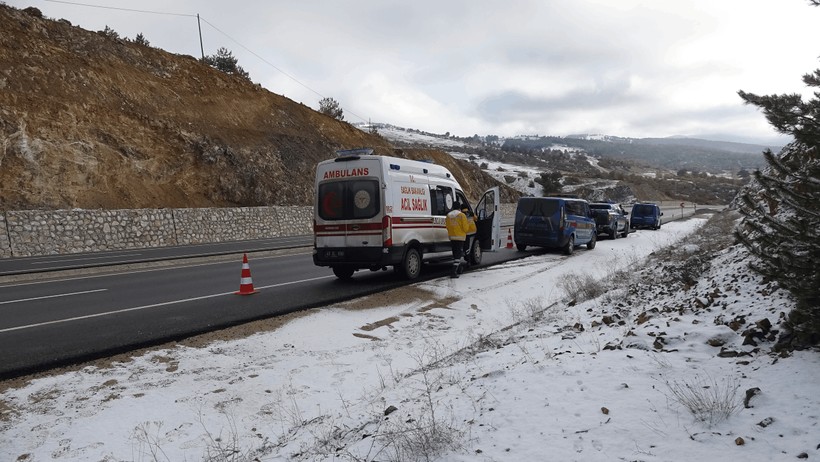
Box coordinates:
[43,0,195,17]
[40,0,368,123]
[197,17,368,122]
[197,17,324,101]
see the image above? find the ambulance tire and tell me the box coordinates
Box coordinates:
[468,240,482,265]
[332,266,355,279]
[398,247,422,280]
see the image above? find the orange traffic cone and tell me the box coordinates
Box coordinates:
[506,229,514,249]
[234,253,259,295]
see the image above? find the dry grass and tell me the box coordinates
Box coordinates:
[664,374,741,427]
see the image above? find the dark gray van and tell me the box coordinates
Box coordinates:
[630,203,663,230]
[514,197,596,255]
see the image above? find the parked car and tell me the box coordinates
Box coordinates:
[589,202,630,239]
[514,197,596,255]
[630,202,663,230]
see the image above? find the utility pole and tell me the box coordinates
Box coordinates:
[197,14,204,59]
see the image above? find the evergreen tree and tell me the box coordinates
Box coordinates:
[203,47,250,80]
[134,33,150,47]
[318,97,344,121]
[535,171,563,195]
[100,25,119,39]
[735,63,820,349]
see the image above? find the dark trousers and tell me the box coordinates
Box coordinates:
[451,240,464,261]
[451,239,467,275]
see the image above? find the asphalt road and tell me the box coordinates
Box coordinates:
[0,235,314,276]
[0,244,526,379]
[0,209,710,380]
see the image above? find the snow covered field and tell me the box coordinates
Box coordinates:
[1,212,816,461]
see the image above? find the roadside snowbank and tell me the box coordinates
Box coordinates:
[1,213,816,462]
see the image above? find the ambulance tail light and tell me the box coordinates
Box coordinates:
[382,215,393,247]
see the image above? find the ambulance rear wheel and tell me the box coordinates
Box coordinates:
[468,240,482,265]
[398,247,422,280]
[332,266,355,279]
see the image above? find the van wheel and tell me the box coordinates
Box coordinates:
[563,235,575,255]
[398,247,422,279]
[587,233,596,250]
[468,240,483,265]
[516,243,527,252]
[609,228,617,240]
[332,266,355,279]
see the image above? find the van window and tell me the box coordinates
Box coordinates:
[633,204,656,215]
[318,180,380,220]
[455,191,472,214]
[517,198,559,217]
[430,186,453,216]
[565,201,585,216]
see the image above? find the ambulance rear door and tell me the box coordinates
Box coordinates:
[474,186,501,251]
[315,157,384,250]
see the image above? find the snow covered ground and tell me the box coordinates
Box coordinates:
[1,212,817,462]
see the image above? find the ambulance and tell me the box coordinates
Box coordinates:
[313,148,501,279]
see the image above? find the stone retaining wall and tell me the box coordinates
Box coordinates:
[0,204,509,258]
[0,213,10,259]
[0,206,313,258]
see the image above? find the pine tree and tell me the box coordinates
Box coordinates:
[100,25,119,39]
[318,97,344,121]
[203,47,250,80]
[134,33,150,47]
[535,171,562,195]
[735,66,820,349]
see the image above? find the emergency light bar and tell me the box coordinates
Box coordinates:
[336,148,374,157]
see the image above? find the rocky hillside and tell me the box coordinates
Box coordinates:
[0,5,516,211]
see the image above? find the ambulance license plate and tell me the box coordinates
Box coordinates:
[325,250,345,258]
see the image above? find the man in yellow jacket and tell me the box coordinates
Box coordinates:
[445,201,477,278]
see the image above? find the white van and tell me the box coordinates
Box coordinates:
[313,148,500,279]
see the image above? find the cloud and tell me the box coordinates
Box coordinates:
[10,0,818,142]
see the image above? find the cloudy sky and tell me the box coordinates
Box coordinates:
[10,0,820,143]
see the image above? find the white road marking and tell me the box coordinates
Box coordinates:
[0,275,334,334]
[0,289,108,306]
[0,251,314,287]
[31,253,144,265]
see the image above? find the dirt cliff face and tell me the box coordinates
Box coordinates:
[0,5,516,211]
[0,5,379,210]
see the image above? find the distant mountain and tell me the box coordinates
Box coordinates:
[631,137,779,155]
[515,135,775,173]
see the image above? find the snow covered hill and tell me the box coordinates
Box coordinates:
[371,124,609,198]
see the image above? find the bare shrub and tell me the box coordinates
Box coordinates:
[506,296,558,327]
[559,272,606,303]
[131,421,171,462]
[378,414,463,462]
[200,411,257,462]
[664,374,741,427]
